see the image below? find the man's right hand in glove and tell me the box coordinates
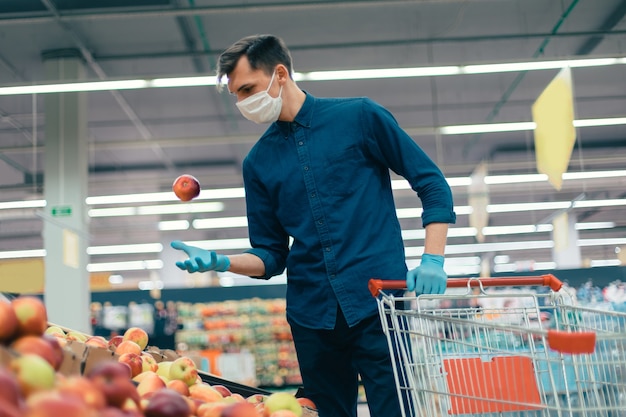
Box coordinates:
[170,240,230,273]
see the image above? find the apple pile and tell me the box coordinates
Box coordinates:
[0,295,317,417]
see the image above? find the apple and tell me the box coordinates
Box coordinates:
[85,335,109,349]
[11,296,47,337]
[24,391,93,417]
[246,394,267,405]
[166,379,190,397]
[0,300,18,342]
[10,353,56,397]
[108,335,124,351]
[0,366,23,409]
[268,411,300,417]
[196,401,229,417]
[296,397,316,410]
[57,375,107,410]
[169,357,198,387]
[141,352,159,373]
[143,388,191,417]
[0,398,22,417]
[136,372,167,399]
[86,361,139,408]
[221,402,259,417]
[188,383,223,403]
[156,361,173,381]
[65,331,88,343]
[263,392,302,417]
[172,174,200,202]
[123,327,149,351]
[44,325,66,339]
[211,384,232,397]
[116,340,142,356]
[118,352,144,378]
[11,335,64,370]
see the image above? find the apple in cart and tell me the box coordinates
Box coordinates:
[221,402,259,417]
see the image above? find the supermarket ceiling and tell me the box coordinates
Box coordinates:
[0,0,625,286]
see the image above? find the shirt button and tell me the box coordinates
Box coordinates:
[317,220,323,225]
[298,141,304,145]
[330,274,336,279]
[325,247,330,252]
[304,166,309,171]
[310,193,316,198]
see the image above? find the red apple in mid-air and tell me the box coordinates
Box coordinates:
[143,388,191,417]
[123,327,149,351]
[172,174,200,202]
[0,300,19,342]
[11,296,48,337]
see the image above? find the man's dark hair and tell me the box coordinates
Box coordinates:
[216,34,293,90]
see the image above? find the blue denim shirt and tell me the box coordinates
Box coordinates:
[243,93,456,329]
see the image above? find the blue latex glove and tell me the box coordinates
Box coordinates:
[170,240,230,273]
[406,253,447,294]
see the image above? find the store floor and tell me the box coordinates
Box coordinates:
[357,403,370,416]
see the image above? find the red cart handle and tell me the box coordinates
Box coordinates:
[368,274,563,297]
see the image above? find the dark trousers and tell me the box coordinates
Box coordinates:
[288,306,403,417]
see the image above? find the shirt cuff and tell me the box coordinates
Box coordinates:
[422,208,457,227]
[244,248,279,280]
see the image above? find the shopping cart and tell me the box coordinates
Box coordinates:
[369,275,626,417]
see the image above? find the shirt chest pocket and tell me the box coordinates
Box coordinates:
[321,145,368,196]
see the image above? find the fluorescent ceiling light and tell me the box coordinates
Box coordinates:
[0,80,149,95]
[590,259,621,267]
[193,216,248,229]
[138,280,164,290]
[574,117,626,127]
[88,202,224,217]
[1,56,625,95]
[0,249,46,259]
[158,220,190,231]
[87,243,163,256]
[440,122,535,135]
[0,200,46,210]
[487,201,572,213]
[87,259,164,272]
[85,187,244,205]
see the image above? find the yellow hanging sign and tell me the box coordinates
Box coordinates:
[531,67,576,190]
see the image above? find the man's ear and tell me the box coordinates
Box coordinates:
[276,64,290,83]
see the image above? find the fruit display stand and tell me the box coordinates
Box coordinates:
[1,293,318,417]
[176,298,303,388]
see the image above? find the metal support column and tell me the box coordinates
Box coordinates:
[42,49,91,333]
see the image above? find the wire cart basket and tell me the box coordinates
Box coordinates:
[369,275,626,417]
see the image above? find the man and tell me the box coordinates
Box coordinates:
[171,34,456,417]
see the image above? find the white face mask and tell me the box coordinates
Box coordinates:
[236,70,283,124]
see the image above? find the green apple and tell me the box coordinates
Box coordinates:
[263,392,303,417]
[169,356,198,387]
[10,353,56,396]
